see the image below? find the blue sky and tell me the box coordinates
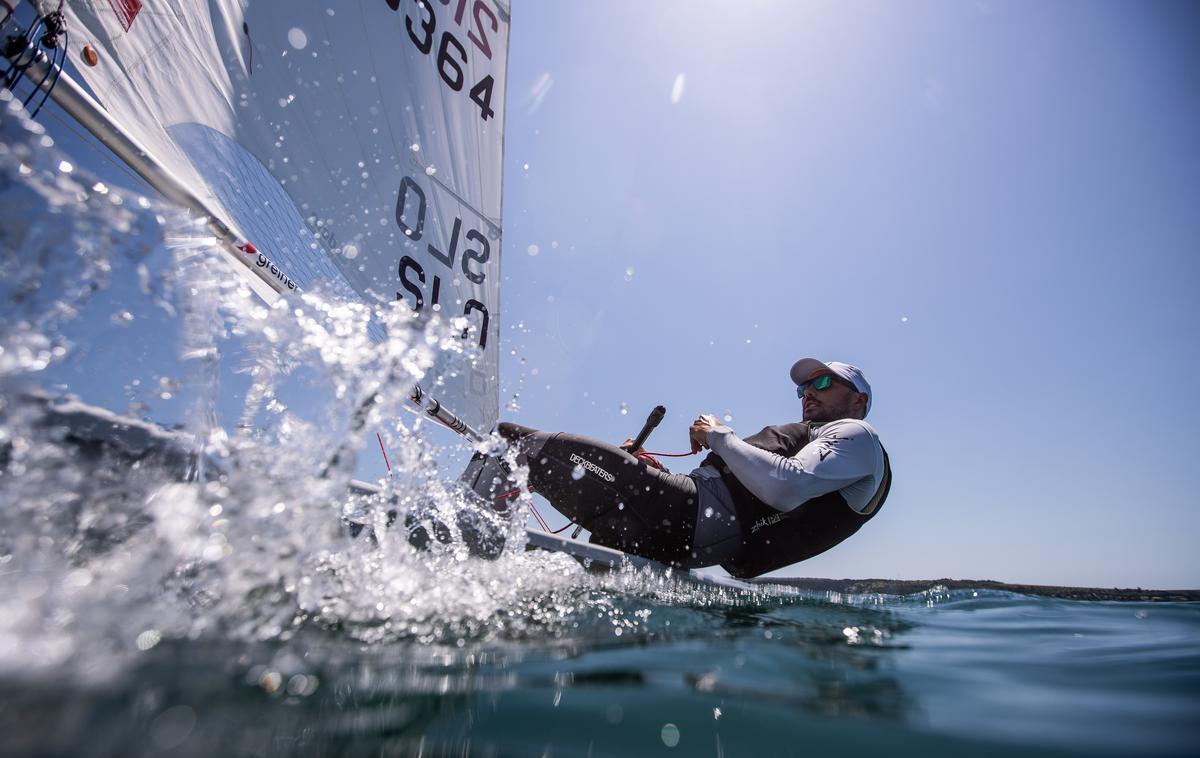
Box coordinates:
[18,1,1199,588]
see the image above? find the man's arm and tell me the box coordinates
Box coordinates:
[704,420,879,512]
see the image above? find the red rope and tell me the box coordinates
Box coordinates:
[376,432,392,477]
[644,450,696,457]
[522,492,575,535]
[528,502,551,531]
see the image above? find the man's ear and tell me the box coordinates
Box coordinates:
[852,393,869,419]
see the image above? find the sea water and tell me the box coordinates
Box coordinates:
[2,100,1198,758]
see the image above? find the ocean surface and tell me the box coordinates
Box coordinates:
[2,578,1198,757]
[2,89,1199,758]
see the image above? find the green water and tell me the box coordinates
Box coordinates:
[3,584,1196,757]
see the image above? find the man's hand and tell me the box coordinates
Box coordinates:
[620,437,666,470]
[689,414,720,453]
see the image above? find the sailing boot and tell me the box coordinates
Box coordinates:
[404,447,518,559]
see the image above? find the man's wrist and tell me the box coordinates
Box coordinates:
[706,424,733,448]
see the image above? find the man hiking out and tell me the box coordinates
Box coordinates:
[493,358,891,579]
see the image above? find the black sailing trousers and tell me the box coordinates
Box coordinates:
[498,422,701,566]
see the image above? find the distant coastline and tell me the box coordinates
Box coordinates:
[756,577,1200,602]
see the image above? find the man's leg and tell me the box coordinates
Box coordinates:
[499,423,699,565]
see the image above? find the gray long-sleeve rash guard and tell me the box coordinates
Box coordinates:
[703,419,885,514]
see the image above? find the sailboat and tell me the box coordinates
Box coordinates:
[2,0,753,590]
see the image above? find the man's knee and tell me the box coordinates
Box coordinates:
[497,421,539,442]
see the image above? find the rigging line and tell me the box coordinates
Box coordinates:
[35,101,155,192]
[524,495,550,529]
[25,30,63,117]
[376,431,393,477]
[528,502,550,531]
[21,51,53,105]
[6,19,44,91]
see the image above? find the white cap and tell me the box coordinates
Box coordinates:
[789,358,873,417]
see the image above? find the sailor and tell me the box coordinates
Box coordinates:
[496,359,891,578]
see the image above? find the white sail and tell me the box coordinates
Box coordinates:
[54,0,508,433]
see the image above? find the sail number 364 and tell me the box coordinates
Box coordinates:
[386,0,499,122]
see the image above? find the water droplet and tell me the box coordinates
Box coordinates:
[410,143,420,152]
[900,315,909,323]
[134,629,162,652]
[623,267,635,281]
[619,402,629,415]
[342,243,359,259]
[150,705,196,750]
[57,160,73,173]
[425,166,437,176]
[288,28,308,50]
[571,463,585,480]
[527,244,539,256]
[259,670,283,692]
[661,723,681,747]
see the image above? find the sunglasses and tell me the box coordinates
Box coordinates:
[796,374,852,398]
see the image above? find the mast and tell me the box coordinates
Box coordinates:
[14,50,286,302]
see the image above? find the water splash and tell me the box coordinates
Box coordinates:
[0,102,782,689]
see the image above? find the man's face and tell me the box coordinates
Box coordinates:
[801,370,866,422]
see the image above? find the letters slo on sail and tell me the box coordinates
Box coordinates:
[14,0,510,438]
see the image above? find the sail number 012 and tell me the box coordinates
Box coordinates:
[386,0,498,122]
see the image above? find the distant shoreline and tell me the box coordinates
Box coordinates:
[755,577,1200,602]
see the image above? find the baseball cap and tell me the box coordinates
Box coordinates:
[789,358,872,417]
